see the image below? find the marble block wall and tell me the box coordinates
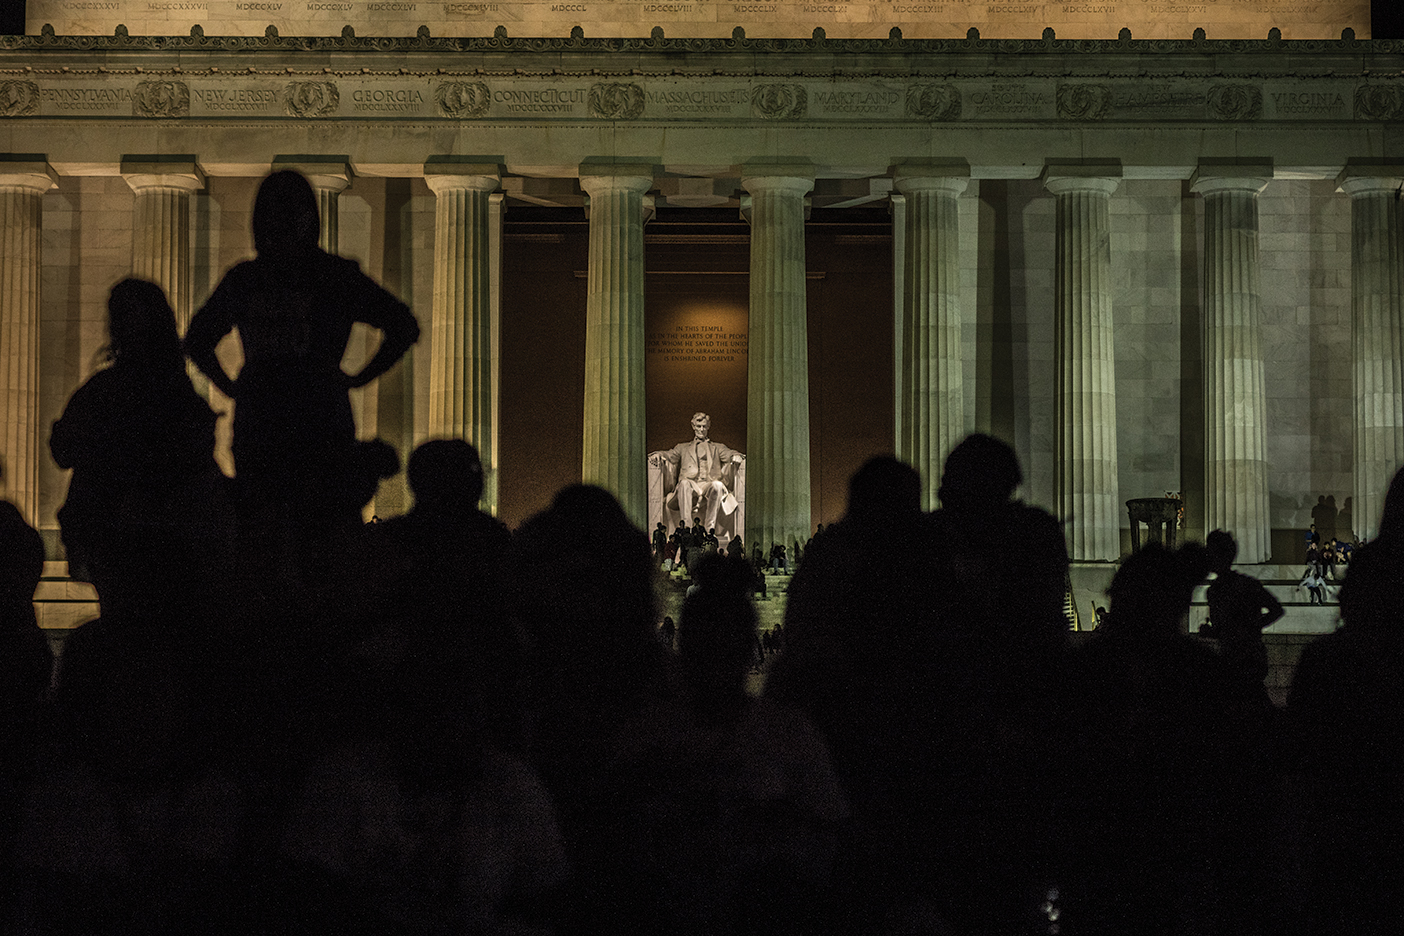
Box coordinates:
[1110,180,1186,543]
[1260,179,1353,553]
[970,177,1354,561]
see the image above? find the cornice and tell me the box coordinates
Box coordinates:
[1,24,1402,60]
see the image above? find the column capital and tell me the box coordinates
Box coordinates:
[740,169,814,197]
[894,175,969,198]
[425,172,501,196]
[273,155,352,194]
[892,158,969,193]
[121,156,204,194]
[578,166,654,197]
[1336,161,1404,197]
[1190,159,1273,196]
[1042,161,1121,197]
[0,157,57,193]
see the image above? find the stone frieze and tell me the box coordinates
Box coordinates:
[0,71,1385,124]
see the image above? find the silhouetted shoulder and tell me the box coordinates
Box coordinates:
[0,500,45,614]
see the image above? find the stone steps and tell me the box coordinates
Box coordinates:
[658,567,792,634]
[33,561,98,631]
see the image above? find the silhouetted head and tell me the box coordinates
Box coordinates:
[105,278,184,370]
[343,439,400,514]
[846,455,922,521]
[252,169,320,256]
[408,439,485,513]
[938,433,1022,509]
[1382,465,1404,539]
[1205,529,1238,575]
[510,484,657,674]
[680,550,759,717]
[1339,538,1404,635]
[1105,542,1211,638]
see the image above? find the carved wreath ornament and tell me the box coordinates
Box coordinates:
[1056,84,1111,121]
[436,81,491,118]
[752,84,807,119]
[1355,84,1403,121]
[588,82,645,119]
[0,80,39,118]
[906,83,961,121]
[285,81,339,118]
[133,80,189,118]
[1206,83,1262,120]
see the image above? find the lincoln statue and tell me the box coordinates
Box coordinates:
[649,413,745,536]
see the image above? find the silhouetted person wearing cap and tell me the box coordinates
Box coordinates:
[185,169,419,531]
[1062,543,1234,936]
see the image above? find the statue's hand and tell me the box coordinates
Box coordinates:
[732,453,744,463]
[648,453,663,467]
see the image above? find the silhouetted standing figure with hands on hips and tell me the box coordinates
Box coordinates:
[185,170,420,530]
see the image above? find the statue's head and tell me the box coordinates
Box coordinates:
[691,412,710,440]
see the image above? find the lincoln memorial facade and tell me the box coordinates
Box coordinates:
[1,8,1401,570]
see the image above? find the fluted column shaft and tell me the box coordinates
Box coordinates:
[895,174,968,509]
[743,173,814,553]
[426,170,501,511]
[1193,174,1271,561]
[1340,172,1404,541]
[580,170,652,526]
[304,172,349,254]
[1045,173,1121,560]
[0,162,56,526]
[122,162,203,334]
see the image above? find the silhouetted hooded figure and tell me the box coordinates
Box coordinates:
[50,278,225,618]
[185,170,420,530]
[506,485,681,933]
[1379,462,1404,540]
[1282,535,1404,934]
[585,549,847,936]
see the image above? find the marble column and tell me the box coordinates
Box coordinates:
[121,158,203,334]
[0,159,57,526]
[1043,166,1121,560]
[425,164,501,512]
[1338,166,1404,541]
[579,165,653,526]
[1192,166,1272,562]
[894,169,969,509]
[742,168,814,554]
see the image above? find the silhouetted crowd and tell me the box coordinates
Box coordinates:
[3,171,1403,936]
